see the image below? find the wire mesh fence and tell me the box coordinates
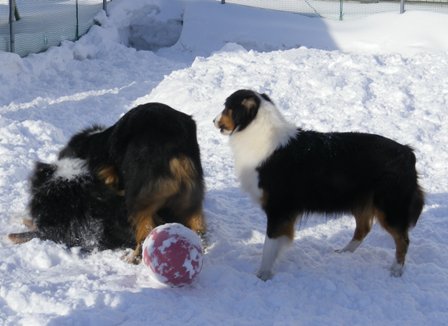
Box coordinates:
[2,0,447,57]
[0,0,108,57]
[221,0,448,20]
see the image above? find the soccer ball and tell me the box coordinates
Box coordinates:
[142,223,203,287]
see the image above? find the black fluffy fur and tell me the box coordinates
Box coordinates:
[258,131,424,237]
[28,161,133,250]
[57,103,205,260]
[10,103,204,255]
[60,103,204,225]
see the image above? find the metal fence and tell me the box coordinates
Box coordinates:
[221,0,448,20]
[2,0,447,57]
[1,0,109,57]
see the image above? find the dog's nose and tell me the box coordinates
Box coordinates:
[213,114,221,128]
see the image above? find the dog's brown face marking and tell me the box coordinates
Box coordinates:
[214,90,262,135]
[214,107,236,135]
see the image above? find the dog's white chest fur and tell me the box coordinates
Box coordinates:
[229,102,296,203]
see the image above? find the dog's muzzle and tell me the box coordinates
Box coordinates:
[213,114,225,134]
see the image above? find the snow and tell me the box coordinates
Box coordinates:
[1,0,448,324]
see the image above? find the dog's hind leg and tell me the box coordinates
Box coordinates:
[8,231,40,244]
[376,211,410,277]
[185,210,206,234]
[185,208,206,237]
[389,230,409,277]
[124,206,159,264]
[124,176,183,264]
[336,203,374,253]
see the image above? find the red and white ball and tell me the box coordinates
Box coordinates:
[142,223,203,287]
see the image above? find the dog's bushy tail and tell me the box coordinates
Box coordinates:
[374,146,424,230]
[401,149,425,228]
[408,183,424,227]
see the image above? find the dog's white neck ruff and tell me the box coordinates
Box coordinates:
[229,98,297,203]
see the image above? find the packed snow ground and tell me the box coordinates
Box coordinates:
[1,0,448,325]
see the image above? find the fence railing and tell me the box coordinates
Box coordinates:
[221,0,448,20]
[2,0,447,57]
[1,0,109,57]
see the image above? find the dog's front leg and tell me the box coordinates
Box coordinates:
[257,235,291,281]
[257,214,297,281]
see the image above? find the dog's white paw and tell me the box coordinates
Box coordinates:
[390,261,404,277]
[257,270,273,281]
[121,250,141,265]
[335,240,362,253]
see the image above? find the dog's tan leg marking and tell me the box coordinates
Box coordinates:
[125,156,205,264]
[184,208,207,248]
[337,203,374,253]
[124,208,158,264]
[169,156,199,191]
[376,210,409,277]
[185,209,206,235]
[125,173,183,264]
[22,218,37,231]
[170,155,206,235]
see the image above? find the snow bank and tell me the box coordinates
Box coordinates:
[0,0,447,325]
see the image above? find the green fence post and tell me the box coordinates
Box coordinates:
[9,0,15,52]
[339,0,344,20]
[13,0,20,21]
[75,0,79,40]
[103,0,108,16]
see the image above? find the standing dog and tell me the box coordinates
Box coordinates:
[9,103,206,262]
[214,89,424,280]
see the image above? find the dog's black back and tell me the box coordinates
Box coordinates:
[57,103,205,261]
[109,103,204,209]
[258,131,423,232]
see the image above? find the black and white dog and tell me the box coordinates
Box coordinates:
[214,89,424,280]
[8,155,133,250]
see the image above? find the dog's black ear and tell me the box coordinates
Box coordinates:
[260,93,272,103]
[31,162,56,190]
[241,95,260,121]
[231,95,260,132]
[58,132,90,159]
[58,146,76,159]
[241,97,258,111]
[58,125,105,160]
